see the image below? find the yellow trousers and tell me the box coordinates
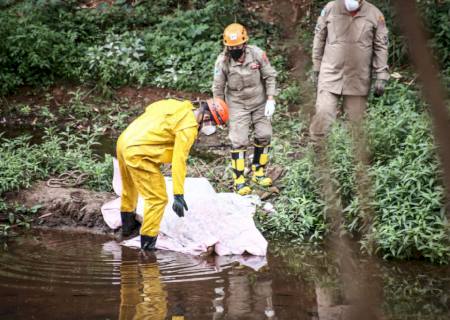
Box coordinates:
[117,141,170,237]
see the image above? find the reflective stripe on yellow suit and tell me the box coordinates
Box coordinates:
[117,99,197,237]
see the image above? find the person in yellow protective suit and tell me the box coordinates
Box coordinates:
[213,23,278,196]
[116,98,229,250]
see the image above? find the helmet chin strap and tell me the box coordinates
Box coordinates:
[197,102,208,132]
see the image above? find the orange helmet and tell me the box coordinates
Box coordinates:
[223,23,249,46]
[207,98,229,125]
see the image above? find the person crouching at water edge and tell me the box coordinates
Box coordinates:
[116,98,229,251]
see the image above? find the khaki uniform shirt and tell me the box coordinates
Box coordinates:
[313,0,389,96]
[212,45,277,109]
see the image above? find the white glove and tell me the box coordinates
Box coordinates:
[264,99,276,118]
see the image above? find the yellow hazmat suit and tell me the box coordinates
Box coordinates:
[116,99,198,237]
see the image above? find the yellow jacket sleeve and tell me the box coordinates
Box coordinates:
[172,126,197,195]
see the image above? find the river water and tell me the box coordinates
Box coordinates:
[0,127,449,319]
[0,229,448,320]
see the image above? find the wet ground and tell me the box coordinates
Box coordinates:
[0,229,448,320]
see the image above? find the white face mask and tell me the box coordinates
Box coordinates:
[345,0,360,11]
[200,125,216,136]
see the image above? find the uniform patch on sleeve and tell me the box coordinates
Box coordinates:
[262,51,269,63]
[320,8,326,16]
[378,15,386,27]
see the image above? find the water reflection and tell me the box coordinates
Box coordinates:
[119,251,167,319]
[0,230,449,319]
[104,241,274,319]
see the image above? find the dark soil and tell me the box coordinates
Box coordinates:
[1,83,208,127]
[6,181,116,234]
[246,0,316,114]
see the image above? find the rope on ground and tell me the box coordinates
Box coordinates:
[46,170,90,188]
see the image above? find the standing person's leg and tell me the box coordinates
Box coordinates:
[229,104,252,195]
[117,139,140,237]
[343,95,367,124]
[343,95,368,160]
[309,90,340,142]
[127,161,168,250]
[251,102,273,187]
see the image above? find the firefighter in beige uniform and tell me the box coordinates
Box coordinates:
[309,0,389,141]
[213,23,278,196]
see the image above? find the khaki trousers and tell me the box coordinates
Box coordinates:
[310,90,368,141]
[228,101,272,149]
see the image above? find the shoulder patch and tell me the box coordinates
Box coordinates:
[377,15,386,28]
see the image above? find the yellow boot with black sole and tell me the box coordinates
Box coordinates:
[251,144,272,187]
[231,150,252,196]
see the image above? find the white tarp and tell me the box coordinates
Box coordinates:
[101,159,268,256]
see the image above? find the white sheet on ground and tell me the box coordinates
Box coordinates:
[101,158,267,256]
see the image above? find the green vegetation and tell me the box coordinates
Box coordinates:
[0,128,113,237]
[257,0,449,263]
[0,1,448,263]
[0,128,112,194]
[0,0,280,95]
[261,80,449,263]
[365,81,448,262]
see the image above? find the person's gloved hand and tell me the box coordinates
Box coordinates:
[264,99,276,118]
[374,79,387,97]
[313,71,319,87]
[172,194,188,217]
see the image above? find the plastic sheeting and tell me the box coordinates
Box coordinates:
[101,159,267,256]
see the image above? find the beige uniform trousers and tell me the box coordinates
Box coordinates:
[228,101,272,149]
[310,90,367,141]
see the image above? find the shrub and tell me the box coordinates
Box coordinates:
[363,81,449,262]
[258,149,326,242]
[0,128,113,194]
[143,0,279,92]
[83,31,148,92]
[0,0,280,95]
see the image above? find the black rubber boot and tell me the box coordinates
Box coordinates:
[141,235,158,251]
[120,212,140,237]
